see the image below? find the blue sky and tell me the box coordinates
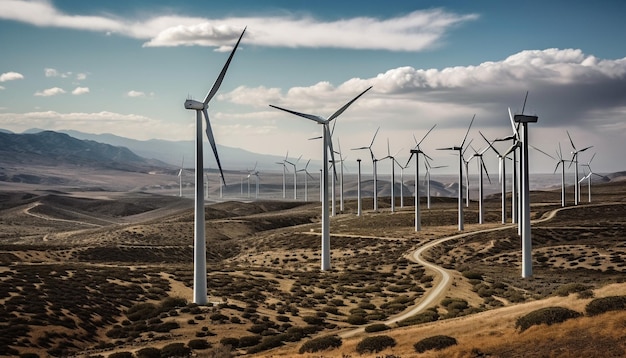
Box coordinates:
[1,0,625,175]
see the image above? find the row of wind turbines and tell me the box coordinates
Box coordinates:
[182,27,600,304]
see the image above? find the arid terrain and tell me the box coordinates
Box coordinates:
[1,174,625,357]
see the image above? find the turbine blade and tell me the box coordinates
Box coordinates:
[482,159,491,184]
[417,124,437,147]
[554,161,561,174]
[588,153,596,164]
[579,145,593,153]
[327,86,372,122]
[269,104,326,124]
[437,147,456,151]
[405,153,415,168]
[461,114,475,148]
[325,124,338,180]
[530,144,556,160]
[566,130,577,150]
[370,126,380,147]
[203,27,246,104]
[202,109,225,185]
[479,131,502,157]
[508,107,520,139]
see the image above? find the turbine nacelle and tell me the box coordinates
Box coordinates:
[185,99,206,110]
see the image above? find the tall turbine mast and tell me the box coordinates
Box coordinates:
[270,86,372,271]
[406,124,436,231]
[184,27,246,305]
[352,127,380,211]
[437,115,475,231]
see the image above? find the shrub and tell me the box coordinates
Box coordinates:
[302,316,325,325]
[585,296,626,316]
[220,337,240,348]
[515,307,582,332]
[397,309,439,327]
[346,314,368,325]
[246,336,284,354]
[238,335,262,347]
[462,271,483,280]
[126,303,157,322]
[160,297,187,311]
[413,335,458,353]
[554,283,593,297]
[364,323,390,333]
[160,343,191,357]
[298,335,342,353]
[355,335,396,354]
[108,352,133,358]
[188,339,210,350]
[135,347,160,358]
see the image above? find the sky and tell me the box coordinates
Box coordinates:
[1,0,625,175]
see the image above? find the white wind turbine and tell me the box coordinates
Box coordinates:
[480,131,509,223]
[470,145,491,224]
[184,27,245,305]
[495,109,521,228]
[513,108,539,278]
[335,140,348,212]
[276,152,289,199]
[566,130,593,206]
[382,138,402,213]
[178,156,185,197]
[270,86,372,271]
[356,158,363,216]
[461,141,473,208]
[423,160,447,210]
[437,115,475,231]
[580,153,601,203]
[531,143,569,207]
[285,154,302,200]
[296,159,314,202]
[406,124,436,231]
[352,127,380,211]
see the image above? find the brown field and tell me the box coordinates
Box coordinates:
[0,176,625,357]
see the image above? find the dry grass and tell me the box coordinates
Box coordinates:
[0,178,625,357]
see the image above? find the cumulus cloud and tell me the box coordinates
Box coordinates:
[72,87,90,95]
[126,90,146,97]
[0,71,24,82]
[34,87,66,96]
[76,73,87,80]
[0,1,477,51]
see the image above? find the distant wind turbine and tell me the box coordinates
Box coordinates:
[580,153,601,203]
[566,130,593,205]
[531,143,569,207]
[406,124,436,231]
[285,154,301,200]
[470,145,491,224]
[382,138,402,213]
[437,115,475,231]
[183,27,245,305]
[178,156,185,197]
[423,160,447,210]
[270,86,372,271]
[352,127,380,211]
[480,131,511,223]
[296,159,314,202]
[356,158,363,216]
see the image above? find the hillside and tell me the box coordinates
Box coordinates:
[0,179,624,357]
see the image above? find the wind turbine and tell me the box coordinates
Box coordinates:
[470,145,491,224]
[184,27,245,305]
[356,158,363,216]
[580,153,601,203]
[406,124,436,231]
[382,139,402,213]
[480,132,509,223]
[276,152,289,199]
[423,160,447,210]
[352,127,380,211]
[297,159,314,202]
[335,140,348,212]
[438,115,474,231]
[513,106,539,279]
[531,143,568,207]
[270,86,372,271]
[461,141,474,208]
[566,130,593,205]
[495,109,521,227]
[285,154,301,200]
[178,156,185,197]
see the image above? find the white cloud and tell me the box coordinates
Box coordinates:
[0,1,478,51]
[34,87,66,96]
[0,71,24,82]
[76,73,87,80]
[72,87,90,95]
[126,90,146,97]
[0,86,5,90]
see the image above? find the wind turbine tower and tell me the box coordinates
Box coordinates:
[184,27,245,304]
[437,116,475,231]
[406,124,436,231]
[270,86,372,271]
[352,127,380,211]
[566,131,593,205]
[514,111,538,278]
[357,158,362,216]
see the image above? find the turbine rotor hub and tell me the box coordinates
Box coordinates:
[184,99,205,110]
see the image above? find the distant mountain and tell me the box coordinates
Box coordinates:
[23,128,294,171]
[0,131,170,172]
